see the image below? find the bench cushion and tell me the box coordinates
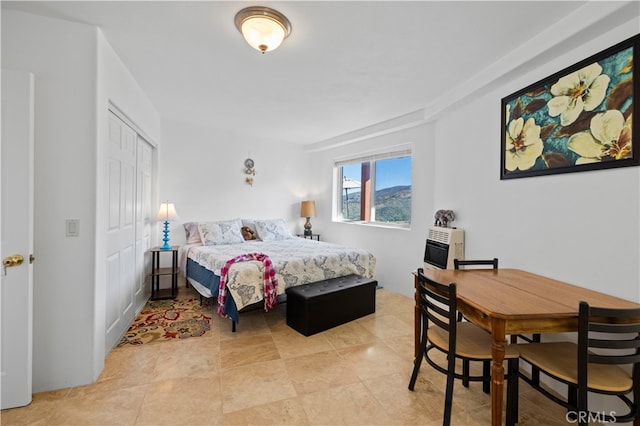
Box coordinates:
[285,274,377,336]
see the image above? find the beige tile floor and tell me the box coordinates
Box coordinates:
[2,280,576,425]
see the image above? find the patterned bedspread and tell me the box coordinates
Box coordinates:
[187,238,376,311]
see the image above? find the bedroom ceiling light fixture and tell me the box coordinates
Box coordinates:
[156,201,179,250]
[234,6,292,54]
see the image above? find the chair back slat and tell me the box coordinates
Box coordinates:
[425,300,450,322]
[589,305,640,319]
[590,353,640,365]
[427,310,450,332]
[453,258,498,270]
[416,269,457,344]
[425,286,452,307]
[589,338,640,351]
[589,322,640,334]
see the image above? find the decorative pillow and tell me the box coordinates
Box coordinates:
[198,219,245,246]
[183,222,202,245]
[255,219,293,242]
[241,219,261,240]
[241,226,256,240]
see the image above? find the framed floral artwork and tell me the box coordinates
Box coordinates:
[501,34,639,179]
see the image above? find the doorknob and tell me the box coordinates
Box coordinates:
[2,254,24,268]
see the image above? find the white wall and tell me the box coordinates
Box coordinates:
[306,6,640,305]
[159,118,310,242]
[307,121,436,298]
[2,10,98,392]
[2,10,160,392]
[306,11,640,416]
[432,16,640,415]
[434,20,640,303]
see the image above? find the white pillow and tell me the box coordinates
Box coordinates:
[183,222,202,245]
[198,219,245,245]
[255,219,293,242]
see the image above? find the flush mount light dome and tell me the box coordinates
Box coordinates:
[234,6,292,54]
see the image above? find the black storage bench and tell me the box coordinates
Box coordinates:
[285,274,377,336]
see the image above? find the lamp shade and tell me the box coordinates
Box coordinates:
[156,202,179,222]
[300,201,316,218]
[235,6,292,53]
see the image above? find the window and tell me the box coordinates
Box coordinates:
[335,150,412,226]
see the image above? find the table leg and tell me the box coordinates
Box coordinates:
[491,318,507,426]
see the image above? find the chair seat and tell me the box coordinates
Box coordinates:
[428,322,519,360]
[519,342,633,393]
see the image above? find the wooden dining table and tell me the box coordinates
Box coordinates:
[414,268,640,426]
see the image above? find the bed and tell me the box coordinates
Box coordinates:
[179,218,376,329]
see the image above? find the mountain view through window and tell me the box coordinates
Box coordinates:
[340,155,411,225]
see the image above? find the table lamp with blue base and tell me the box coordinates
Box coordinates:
[156,201,179,250]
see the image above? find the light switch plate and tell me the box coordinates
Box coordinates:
[66,219,79,237]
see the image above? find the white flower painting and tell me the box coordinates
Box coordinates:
[501,36,637,179]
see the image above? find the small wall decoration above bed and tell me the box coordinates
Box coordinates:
[244,158,255,186]
[500,34,639,180]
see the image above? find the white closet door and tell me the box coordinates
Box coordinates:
[105,112,138,350]
[134,137,153,310]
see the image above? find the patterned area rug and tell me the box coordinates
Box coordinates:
[117,297,213,347]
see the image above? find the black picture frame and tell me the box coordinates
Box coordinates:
[501,34,639,180]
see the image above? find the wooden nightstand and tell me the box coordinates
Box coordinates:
[149,246,179,300]
[297,234,320,241]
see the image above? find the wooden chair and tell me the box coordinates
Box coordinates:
[453,258,499,324]
[456,258,538,346]
[453,258,498,393]
[408,268,519,426]
[454,257,542,388]
[517,301,640,426]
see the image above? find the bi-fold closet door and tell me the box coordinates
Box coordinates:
[105,110,154,350]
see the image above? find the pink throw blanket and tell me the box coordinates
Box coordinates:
[217,252,278,318]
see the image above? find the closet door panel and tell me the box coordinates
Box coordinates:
[105,252,120,335]
[134,138,153,310]
[106,111,142,350]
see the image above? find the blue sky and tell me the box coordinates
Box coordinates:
[343,156,412,191]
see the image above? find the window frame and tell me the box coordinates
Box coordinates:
[333,148,412,228]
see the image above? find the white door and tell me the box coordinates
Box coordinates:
[134,138,153,310]
[105,111,155,349]
[105,112,137,349]
[1,69,35,409]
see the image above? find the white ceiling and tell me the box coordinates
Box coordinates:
[4,1,631,145]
